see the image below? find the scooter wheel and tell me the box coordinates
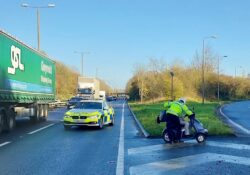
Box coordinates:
[195,133,206,143]
[162,129,171,143]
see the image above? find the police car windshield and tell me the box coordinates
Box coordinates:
[75,101,102,109]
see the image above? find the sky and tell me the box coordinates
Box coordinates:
[1,0,250,89]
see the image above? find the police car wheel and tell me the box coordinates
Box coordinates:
[98,118,104,129]
[109,115,114,126]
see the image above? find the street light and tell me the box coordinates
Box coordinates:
[217,55,228,101]
[170,71,174,101]
[74,51,90,76]
[21,3,55,51]
[202,35,217,104]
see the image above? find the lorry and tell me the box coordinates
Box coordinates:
[0,30,56,133]
[99,90,106,100]
[77,77,100,99]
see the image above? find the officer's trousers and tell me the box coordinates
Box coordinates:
[166,113,182,141]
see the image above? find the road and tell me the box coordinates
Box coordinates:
[220,100,250,135]
[0,101,123,175]
[1,100,250,175]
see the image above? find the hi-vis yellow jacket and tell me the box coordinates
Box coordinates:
[164,101,193,117]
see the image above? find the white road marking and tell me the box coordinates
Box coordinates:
[220,106,250,134]
[207,140,250,150]
[128,141,197,155]
[129,153,250,175]
[0,141,11,147]
[128,140,250,155]
[28,124,55,135]
[116,103,125,175]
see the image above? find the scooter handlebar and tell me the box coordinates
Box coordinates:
[188,113,195,120]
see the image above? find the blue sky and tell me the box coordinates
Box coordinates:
[1,0,250,89]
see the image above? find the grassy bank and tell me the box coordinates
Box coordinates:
[129,101,233,137]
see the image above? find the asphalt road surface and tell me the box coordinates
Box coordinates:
[1,100,250,175]
[220,100,250,135]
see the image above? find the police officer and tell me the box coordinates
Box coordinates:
[163,98,193,143]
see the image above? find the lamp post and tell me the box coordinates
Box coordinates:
[202,35,217,104]
[74,51,90,76]
[217,55,227,101]
[21,3,55,51]
[170,71,174,101]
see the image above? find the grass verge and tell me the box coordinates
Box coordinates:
[129,101,233,137]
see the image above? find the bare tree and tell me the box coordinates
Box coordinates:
[134,63,147,103]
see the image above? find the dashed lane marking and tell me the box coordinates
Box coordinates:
[28,124,55,135]
[129,153,250,175]
[0,141,11,147]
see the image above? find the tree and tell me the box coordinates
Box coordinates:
[126,52,250,102]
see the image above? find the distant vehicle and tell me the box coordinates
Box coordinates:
[106,96,112,101]
[106,96,116,101]
[0,30,55,133]
[49,100,67,108]
[67,97,84,109]
[77,77,100,99]
[63,99,115,130]
[99,91,106,100]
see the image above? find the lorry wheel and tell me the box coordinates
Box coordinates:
[0,111,4,133]
[41,104,48,121]
[5,108,16,132]
[30,104,40,123]
[44,104,49,120]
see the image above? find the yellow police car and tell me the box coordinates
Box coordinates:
[63,100,115,130]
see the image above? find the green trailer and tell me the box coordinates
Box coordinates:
[0,30,56,133]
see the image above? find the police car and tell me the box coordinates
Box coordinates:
[63,99,115,130]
